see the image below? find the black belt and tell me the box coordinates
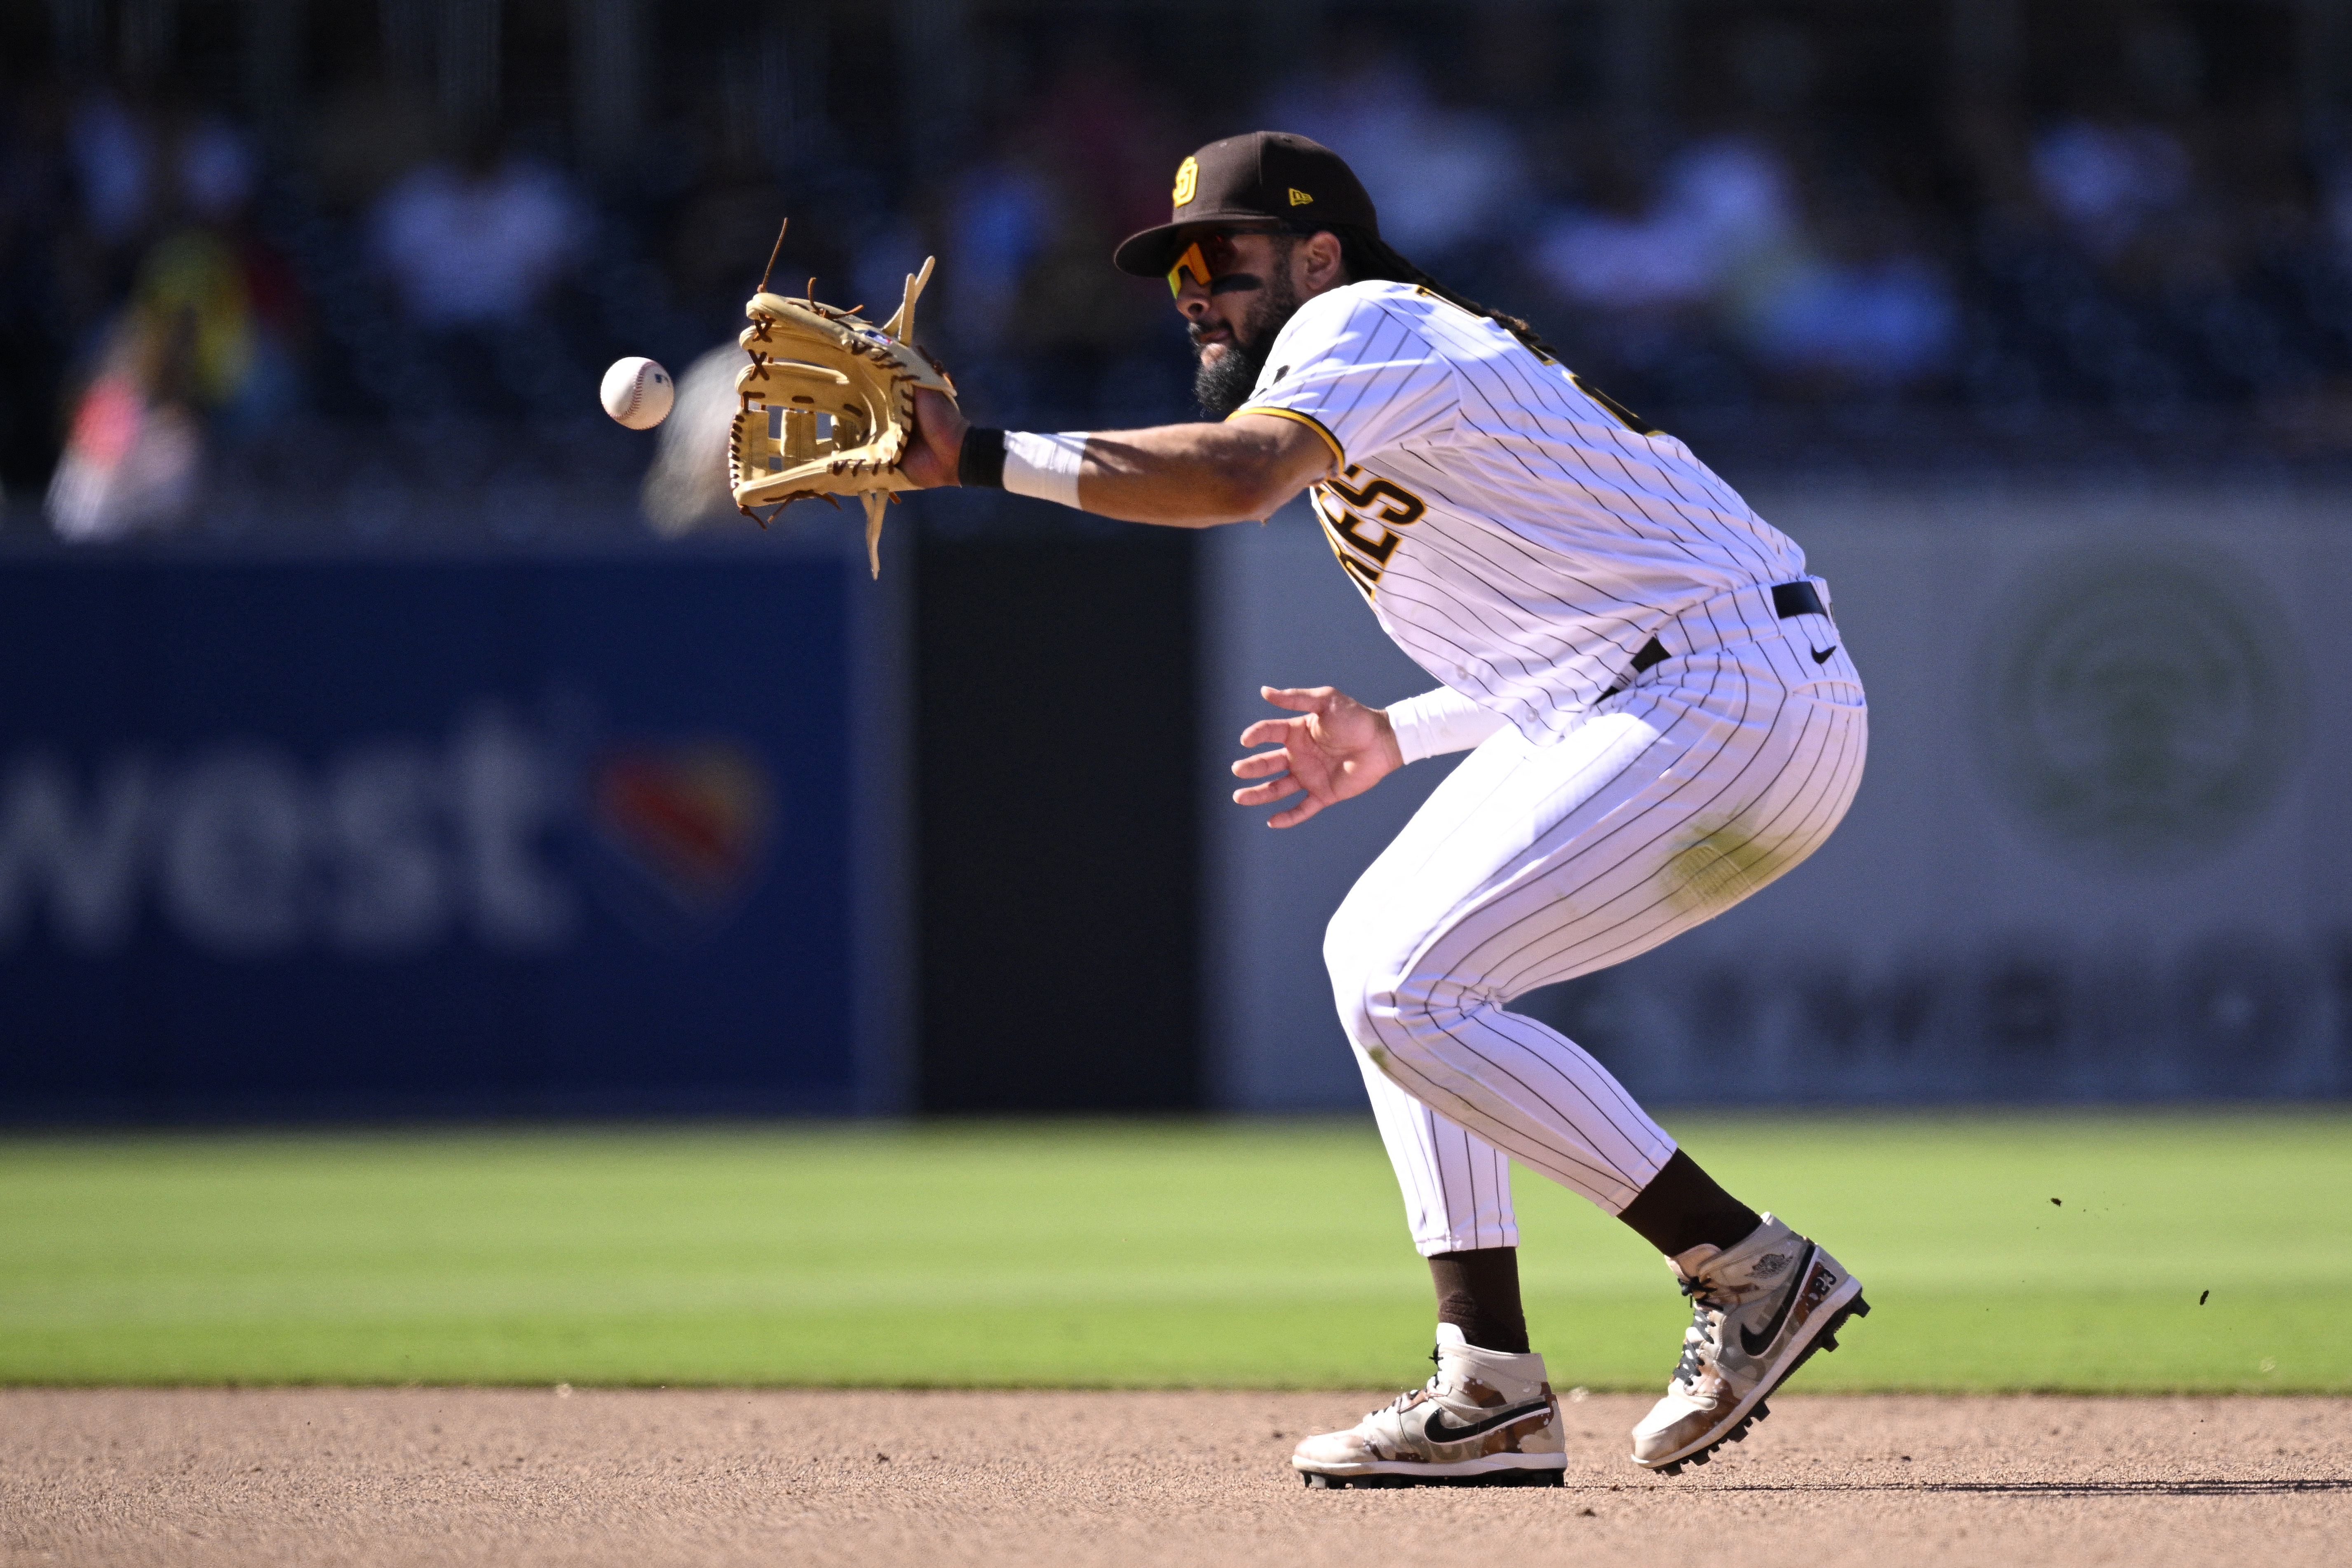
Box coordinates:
[1597,580,1829,700]
[1770,580,1828,620]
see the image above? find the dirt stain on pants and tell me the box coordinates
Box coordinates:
[1664,819,1795,919]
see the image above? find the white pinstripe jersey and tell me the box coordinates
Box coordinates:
[1236,279,1812,741]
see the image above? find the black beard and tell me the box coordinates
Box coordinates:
[1191,272,1302,418]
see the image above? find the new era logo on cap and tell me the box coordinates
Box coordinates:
[1289,188,1313,204]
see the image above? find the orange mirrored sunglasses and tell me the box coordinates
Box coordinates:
[1165,229,1284,298]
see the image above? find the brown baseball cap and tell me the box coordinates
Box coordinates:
[1112,131,1380,277]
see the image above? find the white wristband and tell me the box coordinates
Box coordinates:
[1002,431,1089,509]
[1386,686,1510,764]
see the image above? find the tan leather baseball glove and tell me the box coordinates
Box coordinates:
[727,256,955,577]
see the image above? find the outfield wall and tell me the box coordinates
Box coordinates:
[14,475,2349,1120]
[1202,476,2352,1109]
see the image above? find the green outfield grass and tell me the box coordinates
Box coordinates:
[0,1113,2343,1392]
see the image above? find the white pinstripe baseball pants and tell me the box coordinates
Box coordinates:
[1326,620,1866,1256]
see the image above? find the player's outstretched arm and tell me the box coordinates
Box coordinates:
[900,389,1333,527]
[1073,415,1334,526]
[1231,686,1405,829]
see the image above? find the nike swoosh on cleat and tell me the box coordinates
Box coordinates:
[1420,1400,1552,1444]
[1738,1244,1823,1358]
[1810,645,1837,664]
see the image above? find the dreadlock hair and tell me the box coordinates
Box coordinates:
[1273,218,1568,366]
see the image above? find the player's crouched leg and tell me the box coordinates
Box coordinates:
[1325,888,1669,1211]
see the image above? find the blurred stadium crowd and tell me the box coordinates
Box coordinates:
[8,0,2352,541]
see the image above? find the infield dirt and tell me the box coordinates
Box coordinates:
[4,1389,2346,1567]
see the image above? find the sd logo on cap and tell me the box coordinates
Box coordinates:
[1115,131,1380,277]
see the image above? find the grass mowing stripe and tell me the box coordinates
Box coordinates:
[0,1113,2341,1391]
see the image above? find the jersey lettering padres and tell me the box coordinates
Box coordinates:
[1236,279,1811,741]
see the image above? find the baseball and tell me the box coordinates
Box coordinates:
[600,357,674,430]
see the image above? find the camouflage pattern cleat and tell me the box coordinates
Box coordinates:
[1292,1324,1567,1488]
[1630,1213,1870,1474]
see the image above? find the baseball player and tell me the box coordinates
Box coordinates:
[901,132,1871,1486]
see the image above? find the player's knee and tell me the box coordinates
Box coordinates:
[1325,886,1491,1063]
[1324,958,1380,1048]
[1321,899,1360,992]
[1323,914,1395,1047]
[1327,951,1465,1075]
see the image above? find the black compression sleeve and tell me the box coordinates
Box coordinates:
[1427,1248,1530,1354]
[1617,1149,1763,1258]
[958,427,1008,489]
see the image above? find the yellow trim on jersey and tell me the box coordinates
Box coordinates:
[1230,405,1345,467]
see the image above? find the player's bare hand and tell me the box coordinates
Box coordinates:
[1232,685,1404,829]
[900,386,968,489]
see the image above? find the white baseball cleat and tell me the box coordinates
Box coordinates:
[1629,1214,1869,1474]
[1292,1324,1567,1488]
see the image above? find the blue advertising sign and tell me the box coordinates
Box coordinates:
[0,552,866,1120]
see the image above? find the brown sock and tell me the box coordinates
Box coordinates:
[1427,1246,1530,1354]
[1616,1149,1763,1260]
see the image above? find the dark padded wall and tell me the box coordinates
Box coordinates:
[914,530,1200,1111]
